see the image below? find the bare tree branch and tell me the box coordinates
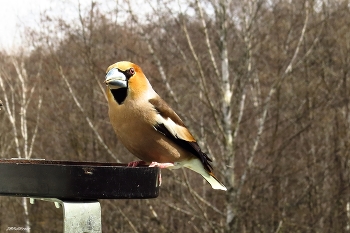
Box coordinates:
[126,0,179,105]
[237,0,310,197]
[58,65,120,162]
[195,0,220,79]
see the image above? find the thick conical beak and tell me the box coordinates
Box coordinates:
[105,68,127,89]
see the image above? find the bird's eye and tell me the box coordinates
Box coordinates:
[129,68,135,75]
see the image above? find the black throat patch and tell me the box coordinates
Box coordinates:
[111,88,128,104]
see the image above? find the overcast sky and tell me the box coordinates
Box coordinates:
[0,0,114,50]
[0,0,51,49]
[0,0,192,51]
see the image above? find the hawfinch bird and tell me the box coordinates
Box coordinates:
[105,61,226,191]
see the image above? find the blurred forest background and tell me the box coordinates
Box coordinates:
[1,0,350,232]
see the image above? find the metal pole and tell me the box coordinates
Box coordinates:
[30,198,102,233]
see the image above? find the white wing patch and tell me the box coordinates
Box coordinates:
[155,114,191,140]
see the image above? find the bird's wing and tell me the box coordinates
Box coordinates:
[149,98,213,173]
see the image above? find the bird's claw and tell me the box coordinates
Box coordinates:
[149,162,174,187]
[149,162,174,169]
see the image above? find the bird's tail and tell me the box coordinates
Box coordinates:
[183,159,227,191]
[206,172,227,191]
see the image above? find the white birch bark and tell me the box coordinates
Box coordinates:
[0,57,43,233]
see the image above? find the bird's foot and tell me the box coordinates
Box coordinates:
[148,162,173,187]
[149,162,174,169]
[127,160,147,167]
[148,162,174,187]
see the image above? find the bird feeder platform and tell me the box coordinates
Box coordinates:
[0,159,160,232]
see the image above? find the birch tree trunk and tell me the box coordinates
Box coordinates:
[0,56,43,233]
[214,0,235,231]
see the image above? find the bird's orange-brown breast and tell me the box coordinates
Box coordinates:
[107,90,191,163]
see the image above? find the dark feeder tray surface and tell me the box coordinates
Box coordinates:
[0,159,160,200]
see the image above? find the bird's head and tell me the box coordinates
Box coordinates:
[105,61,152,104]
